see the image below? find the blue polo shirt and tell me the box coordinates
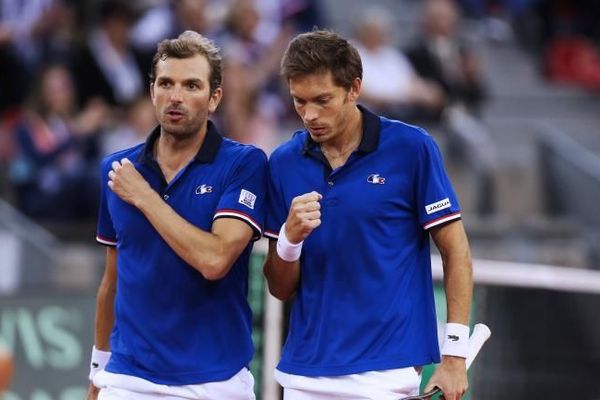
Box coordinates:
[96,121,267,384]
[265,105,461,376]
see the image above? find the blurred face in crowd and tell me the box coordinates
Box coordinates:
[176,0,208,33]
[41,66,75,115]
[424,0,458,38]
[289,70,360,145]
[127,98,157,136]
[150,54,222,139]
[355,11,392,51]
[229,0,260,40]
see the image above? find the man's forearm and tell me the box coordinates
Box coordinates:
[442,248,473,324]
[94,282,115,350]
[263,240,300,301]
[431,221,473,324]
[136,192,251,280]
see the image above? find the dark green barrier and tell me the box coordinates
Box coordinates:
[0,293,95,400]
[0,251,268,400]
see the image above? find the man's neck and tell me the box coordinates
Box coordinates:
[155,126,206,181]
[321,106,363,156]
[320,106,363,169]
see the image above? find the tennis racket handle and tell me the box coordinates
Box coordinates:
[465,323,491,369]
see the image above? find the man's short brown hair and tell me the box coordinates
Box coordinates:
[280,29,362,90]
[149,30,222,93]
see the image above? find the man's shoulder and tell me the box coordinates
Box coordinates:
[269,130,306,163]
[380,117,432,146]
[220,138,267,164]
[100,143,145,168]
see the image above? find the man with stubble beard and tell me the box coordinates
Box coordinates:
[87,31,266,400]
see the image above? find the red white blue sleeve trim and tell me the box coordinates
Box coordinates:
[96,235,117,246]
[263,229,279,239]
[423,212,462,230]
[214,209,262,235]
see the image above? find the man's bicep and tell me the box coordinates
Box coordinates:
[103,247,118,287]
[212,217,255,254]
[430,219,469,255]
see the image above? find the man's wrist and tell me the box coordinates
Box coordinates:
[440,323,469,358]
[89,346,111,381]
[276,223,303,262]
[135,188,159,211]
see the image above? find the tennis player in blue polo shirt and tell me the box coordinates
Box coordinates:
[87,31,266,400]
[263,30,473,400]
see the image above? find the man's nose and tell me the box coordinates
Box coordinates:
[169,86,183,103]
[303,105,319,122]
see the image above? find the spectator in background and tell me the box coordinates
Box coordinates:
[407,0,487,118]
[281,0,324,34]
[0,0,72,113]
[101,96,157,156]
[73,0,145,108]
[8,64,108,220]
[131,0,215,65]
[407,0,496,215]
[218,0,292,152]
[352,8,445,122]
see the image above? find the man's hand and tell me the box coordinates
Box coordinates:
[108,158,154,208]
[423,356,468,400]
[86,383,99,400]
[285,191,322,243]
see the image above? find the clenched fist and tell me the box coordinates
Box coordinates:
[108,158,153,208]
[285,191,322,243]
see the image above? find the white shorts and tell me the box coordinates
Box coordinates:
[94,367,255,400]
[276,367,421,400]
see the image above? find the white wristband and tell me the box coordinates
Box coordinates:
[89,346,111,381]
[440,323,470,358]
[276,223,303,262]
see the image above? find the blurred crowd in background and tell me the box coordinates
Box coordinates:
[0,0,599,226]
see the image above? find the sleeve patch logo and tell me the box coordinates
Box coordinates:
[238,189,257,209]
[425,198,451,214]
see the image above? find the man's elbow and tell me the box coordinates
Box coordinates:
[266,283,295,301]
[195,256,232,281]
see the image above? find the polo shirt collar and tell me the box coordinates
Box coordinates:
[303,104,380,154]
[138,120,223,164]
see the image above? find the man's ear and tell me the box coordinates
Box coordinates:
[348,77,362,102]
[208,87,223,114]
[150,83,156,106]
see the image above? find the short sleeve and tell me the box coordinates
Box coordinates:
[415,134,462,230]
[264,155,287,240]
[96,158,117,246]
[214,148,267,241]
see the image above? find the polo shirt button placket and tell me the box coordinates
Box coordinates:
[163,194,170,201]
[327,180,334,187]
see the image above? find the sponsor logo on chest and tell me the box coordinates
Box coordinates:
[367,174,386,184]
[195,184,213,195]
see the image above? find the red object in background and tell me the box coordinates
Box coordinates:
[546,36,600,90]
[0,347,13,392]
[0,109,23,162]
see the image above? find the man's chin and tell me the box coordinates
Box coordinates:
[162,125,194,137]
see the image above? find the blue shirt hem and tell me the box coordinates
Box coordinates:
[276,355,440,377]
